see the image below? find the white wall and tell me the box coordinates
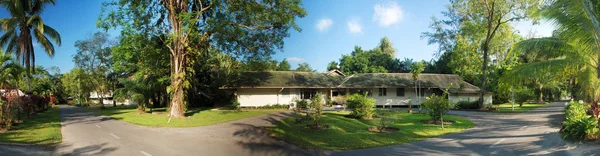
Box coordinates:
[90,99,135,105]
[237,88,329,108]
[371,87,434,106]
[236,88,493,107]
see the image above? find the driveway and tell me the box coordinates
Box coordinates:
[1,102,599,156]
[333,102,599,156]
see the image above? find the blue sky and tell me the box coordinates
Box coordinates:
[0,0,555,73]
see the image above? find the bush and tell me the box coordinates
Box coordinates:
[421,93,452,121]
[347,94,375,119]
[309,93,324,127]
[455,101,478,109]
[230,99,241,110]
[562,101,600,140]
[296,99,309,110]
[375,109,395,131]
[514,88,535,106]
[333,96,348,110]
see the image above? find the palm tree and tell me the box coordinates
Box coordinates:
[0,52,24,89]
[501,0,600,102]
[0,0,61,91]
[410,62,425,111]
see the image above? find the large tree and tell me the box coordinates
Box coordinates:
[424,0,540,108]
[73,32,113,109]
[0,0,61,91]
[277,59,291,71]
[454,0,541,107]
[99,0,306,118]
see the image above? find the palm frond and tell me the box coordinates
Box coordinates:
[512,37,577,61]
[27,15,44,34]
[33,29,55,57]
[0,17,18,31]
[0,29,15,47]
[42,24,60,45]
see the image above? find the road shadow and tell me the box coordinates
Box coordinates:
[56,143,118,156]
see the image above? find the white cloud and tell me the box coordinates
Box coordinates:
[373,1,405,27]
[347,19,362,34]
[286,57,304,63]
[315,18,333,32]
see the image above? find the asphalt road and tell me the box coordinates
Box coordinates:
[333,102,599,156]
[1,102,599,156]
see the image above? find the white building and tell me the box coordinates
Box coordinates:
[89,91,135,105]
[222,70,493,108]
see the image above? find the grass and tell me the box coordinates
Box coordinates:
[0,108,62,145]
[84,106,286,127]
[266,111,474,150]
[493,103,548,113]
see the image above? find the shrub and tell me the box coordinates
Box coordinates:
[333,96,348,110]
[309,93,324,127]
[455,101,479,109]
[562,101,600,140]
[376,109,394,131]
[514,88,534,107]
[421,93,452,121]
[296,99,309,110]
[347,94,375,119]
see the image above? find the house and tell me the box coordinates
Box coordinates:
[0,89,24,97]
[89,91,136,105]
[221,70,493,108]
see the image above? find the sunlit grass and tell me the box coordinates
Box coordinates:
[493,103,548,113]
[0,108,62,145]
[84,106,286,127]
[266,111,474,150]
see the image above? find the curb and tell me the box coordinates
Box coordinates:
[0,141,38,147]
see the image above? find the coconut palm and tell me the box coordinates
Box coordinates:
[500,0,600,102]
[410,62,425,110]
[0,52,24,89]
[0,0,61,91]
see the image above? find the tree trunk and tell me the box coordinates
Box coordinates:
[169,56,186,118]
[537,84,544,104]
[98,91,105,109]
[164,0,190,118]
[478,47,489,109]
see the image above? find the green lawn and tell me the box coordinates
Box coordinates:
[84,106,286,127]
[493,103,548,113]
[266,111,474,150]
[0,108,62,145]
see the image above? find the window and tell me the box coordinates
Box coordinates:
[378,88,387,96]
[332,89,346,97]
[420,89,426,96]
[281,89,290,97]
[396,88,405,96]
[300,89,317,99]
[350,89,372,96]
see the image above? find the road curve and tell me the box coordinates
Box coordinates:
[2,102,600,155]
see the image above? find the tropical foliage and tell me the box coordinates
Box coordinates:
[347,94,375,119]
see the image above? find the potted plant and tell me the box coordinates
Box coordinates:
[408,102,413,113]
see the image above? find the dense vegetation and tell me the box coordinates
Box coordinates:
[0,0,62,133]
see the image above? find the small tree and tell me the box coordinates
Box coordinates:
[309,93,324,127]
[514,88,534,107]
[376,109,395,132]
[347,93,375,119]
[421,84,453,129]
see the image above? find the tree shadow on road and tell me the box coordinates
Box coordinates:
[55,142,118,155]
